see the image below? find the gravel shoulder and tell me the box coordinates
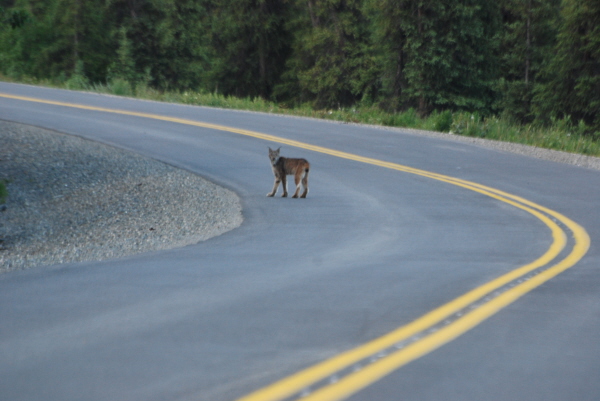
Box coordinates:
[0,120,243,273]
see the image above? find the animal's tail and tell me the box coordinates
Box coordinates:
[301,166,310,198]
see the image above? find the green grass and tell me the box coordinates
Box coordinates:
[0,180,8,204]
[2,73,599,157]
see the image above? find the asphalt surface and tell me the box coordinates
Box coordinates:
[1,82,599,401]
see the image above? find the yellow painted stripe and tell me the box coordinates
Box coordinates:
[300,226,589,401]
[236,196,568,401]
[0,92,590,401]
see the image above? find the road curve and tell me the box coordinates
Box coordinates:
[0,82,599,401]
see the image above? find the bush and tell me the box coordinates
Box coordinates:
[109,78,133,96]
[382,108,419,128]
[64,60,89,90]
[433,110,453,132]
[451,112,488,137]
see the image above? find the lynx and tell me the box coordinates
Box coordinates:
[267,147,310,198]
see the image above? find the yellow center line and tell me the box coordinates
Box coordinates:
[0,92,591,401]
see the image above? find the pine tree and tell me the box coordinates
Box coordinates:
[0,0,111,82]
[370,0,501,115]
[107,25,136,83]
[277,0,374,108]
[366,0,407,111]
[108,0,211,91]
[206,0,292,98]
[534,0,600,132]
[497,0,559,122]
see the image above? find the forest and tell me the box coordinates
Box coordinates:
[0,0,599,137]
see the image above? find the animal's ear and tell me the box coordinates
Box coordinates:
[277,147,281,151]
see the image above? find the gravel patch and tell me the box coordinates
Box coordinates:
[0,121,243,273]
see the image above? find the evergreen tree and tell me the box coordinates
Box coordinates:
[108,25,136,84]
[276,0,375,108]
[206,0,292,98]
[0,0,111,82]
[497,0,559,122]
[534,0,600,132]
[372,0,501,115]
[108,0,211,91]
[0,0,60,78]
[2,0,596,134]
[366,0,407,111]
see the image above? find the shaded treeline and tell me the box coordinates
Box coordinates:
[0,0,598,131]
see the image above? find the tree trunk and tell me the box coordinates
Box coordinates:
[73,0,81,72]
[525,0,532,85]
[258,2,268,97]
[307,0,319,28]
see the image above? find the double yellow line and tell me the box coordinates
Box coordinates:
[0,92,590,401]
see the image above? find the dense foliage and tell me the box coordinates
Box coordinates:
[0,0,598,133]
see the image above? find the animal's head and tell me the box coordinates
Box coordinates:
[268,147,281,165]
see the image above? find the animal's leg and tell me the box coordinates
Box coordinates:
[267,178,280,197]
[300,169,309,198]
[292,171,302,198]
[281,175,288,197]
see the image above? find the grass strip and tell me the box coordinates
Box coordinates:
[2,75,599,157]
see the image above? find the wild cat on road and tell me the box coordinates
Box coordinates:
[267,147,310,198]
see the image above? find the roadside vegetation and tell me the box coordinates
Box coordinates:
[0,180,8,204]
[0,0,598,156]
[4,72,599,157]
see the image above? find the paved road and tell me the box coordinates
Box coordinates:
[0,82,599,401]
